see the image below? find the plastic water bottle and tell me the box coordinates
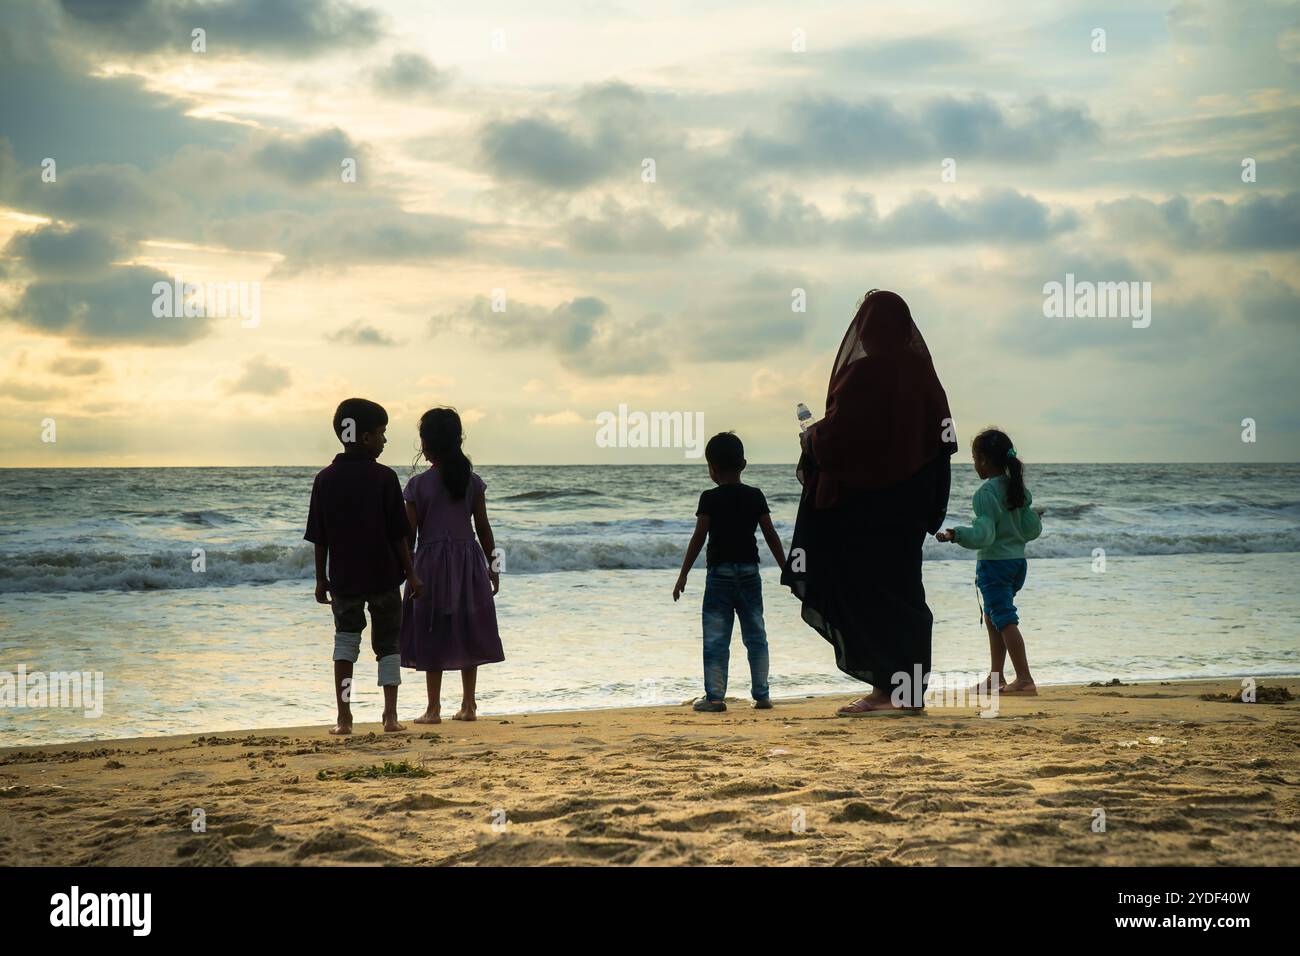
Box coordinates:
[796,402,813,433]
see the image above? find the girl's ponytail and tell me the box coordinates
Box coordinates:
[1004,451,1026,510]
[972,428,1027,509]
[417,407,473,501]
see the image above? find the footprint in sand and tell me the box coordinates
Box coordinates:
[831,801,902,824]
[708,781,796,799]
[293,827,386,860]
[373,793,469,815]
[656,809,745,832]
[173,834,237,866]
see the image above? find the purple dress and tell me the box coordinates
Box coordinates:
[399,468,504,671]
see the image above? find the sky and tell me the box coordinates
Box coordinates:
[0,0,1297,466]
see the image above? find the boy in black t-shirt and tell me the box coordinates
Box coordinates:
[673,432,787,712]
[305,398,422,735]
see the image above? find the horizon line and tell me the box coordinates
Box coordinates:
[2,460,1298,471]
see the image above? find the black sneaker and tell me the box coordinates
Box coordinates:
[692,698,726,712]
[752,698,773,710]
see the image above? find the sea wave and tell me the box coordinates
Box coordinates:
[0,544,314,593]
[113,509,245,527]
[1,527,1298,592]
[499,488,604,501]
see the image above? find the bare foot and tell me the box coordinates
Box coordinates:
[413,709,441,724]
[330,710,353,735]
[452,708,477,721]
[1001,679,1038,696]
[382,714,407,732]
[966,674,1007,695]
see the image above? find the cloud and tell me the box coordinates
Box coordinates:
[4,266,214,346]
[530,410,585,426]
[252,128,364,184]
[558,188,1076,254]
[466,80,1097,256]
[479,115,626,190]
[565,199,709,255]
[946,248,1224,362]
[1097,192,1300,250]
[3,223,136,278]
[227,355,292,395]
[431,269,825,375]
[327,322,400,346]
[1235,270,1300,324]
[726,187,1077,248]
[0,149,183,224]
[854,189,1078,245]
[371,52,448,96]
[0,135,475,272]
[248,208,472,273]
[0,223,220,348]
[0,5,243,170]
[48,356,104,376]
[743,364,822,403]
[806,35,980,75]
[753,32,987,93]
[735,94,1098,172]
[680,270,818,362]
[415,373,456,389]
[475,82,653,192]
[0,379,67,401]
[55,0,383,57]
[432,295,670,377]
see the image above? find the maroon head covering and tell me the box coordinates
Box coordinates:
[808,290,955,508]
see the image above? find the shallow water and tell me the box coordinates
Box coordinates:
[2,552,1297,745]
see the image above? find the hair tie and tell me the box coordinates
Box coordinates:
[1006,447,1018,459]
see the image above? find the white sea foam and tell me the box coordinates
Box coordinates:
[1,526,1298,592]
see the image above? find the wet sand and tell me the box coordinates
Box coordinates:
[1,678,1297,866]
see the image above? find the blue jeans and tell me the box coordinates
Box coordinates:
[701,562,769,702]
[975,558,1028,630]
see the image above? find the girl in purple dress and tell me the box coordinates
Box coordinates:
[401,407,504,722]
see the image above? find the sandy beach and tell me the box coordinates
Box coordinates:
[1,677,1296,867]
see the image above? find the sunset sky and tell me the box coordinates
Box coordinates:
[1,0,1297,466]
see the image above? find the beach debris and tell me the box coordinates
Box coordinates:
[1088,678,1126,687]
[316,760,432,781]
[102,759,125,769]
[1117,735,1182,748]
[768,748,790,756]
[1199,685,1294,704]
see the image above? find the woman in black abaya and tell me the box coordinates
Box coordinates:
[782,290,956,714]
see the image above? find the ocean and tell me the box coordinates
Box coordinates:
[1,463,1297,745]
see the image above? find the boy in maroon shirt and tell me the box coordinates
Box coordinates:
[305,398,422,734]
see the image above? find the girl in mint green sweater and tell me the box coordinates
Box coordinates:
[936,428,1042,695]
